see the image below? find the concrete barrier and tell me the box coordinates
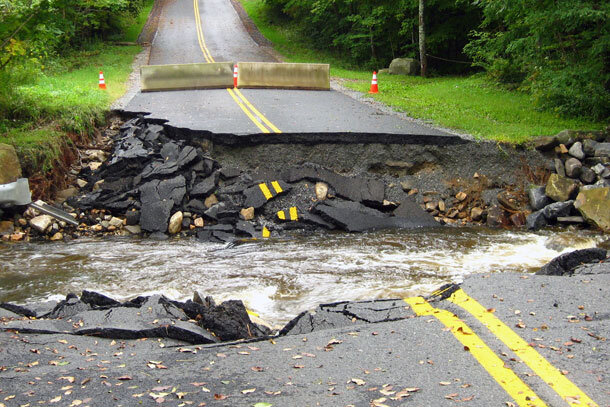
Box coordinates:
[237,62,330,90]
[141,62,234,92]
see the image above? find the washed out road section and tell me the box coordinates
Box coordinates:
[124,0,450,136]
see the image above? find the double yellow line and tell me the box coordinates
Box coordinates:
[405,290,599,407]
[193,0,281,134]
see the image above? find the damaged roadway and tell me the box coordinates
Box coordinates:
[1,250,608,406]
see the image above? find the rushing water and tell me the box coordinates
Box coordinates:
[0,227,605,325]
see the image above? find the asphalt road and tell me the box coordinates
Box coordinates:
[124,0,448,136]
[1,272,607,406]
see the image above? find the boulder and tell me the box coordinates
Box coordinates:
[579,167,596,184]
[29,215,53,233]
[594,142,610,157]
[389,58,419,76]
[0,143,22,184]
[81,290,121,308]
[545,174,578,202]
[568,142,585,160]
[536,248,608,276]
[554,158,566,177]
[528,186,552,211]
[191,172,219,197]
[168,211,183,234]
[564,158,582,179]
[533,136,558,151]
[583,139,598,156]
[542,200,574,221]
[574,187,610,232]
[49,294,91,318]
[140,200,174,232]
[526,211,547,230]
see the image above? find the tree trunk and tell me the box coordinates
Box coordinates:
[418,0,427,77]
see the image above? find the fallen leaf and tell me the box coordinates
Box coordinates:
[251,366,264,372]
[118,375,132,381]
[58,339,68,344]
[293,365,305,369]
[350,378,365,386]
[253,403,273,407]
[59,376,75,383]
[190,382,207,387]
[49,395,62,403]
[439,381,451,386]
[214,394,228,400]
[238,351,250,355]
[462,395,475,401]
[379,388,395,396]
[241,388,256,394]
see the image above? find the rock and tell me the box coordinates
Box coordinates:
[400,179,415,192]
[568,142,585,159]
[536,248,608,276]
[108,216,123,228]
[76,178,88,188]
[89,162,102,171]
[80,290,121,308]
[556,216,585,224]
[564,158,582,178]
[0,143,22,184]
[168,211,183,234]
[124,225,141,234]
[554,158,566,177]
[582,139,598,156]
[556,129,576,146]
[497,191,520,211]
[243,180,291,209]
[425,201,438,211]
[125,210,140,225]
[389,58,419,76]
[438,200,446,212]
[204,194,218,208]
[455,191,467,202]
[542,200,574,221]
[528,186,552,211]
[204,202,239,222]
[315,182,329,200]
[50,232,63,241]
[594,142,610,157]
[526,210,547,230]
[533,136,558,151]
[509,212,526,227]
[545,174,579,202]
[571,260,610,275]
[591,163,608,176]
[470,207,484,221]
[558,144,569,154]
[574,187,610,232]
[149,231,169,240]
[0,220,14,236]
[29,215,53,233]
[235,220,257,237]
[240,207,255,221]
[194,217,204,227]
[55,187,78,204]
[579,167,596,184]
[486,205,506,227]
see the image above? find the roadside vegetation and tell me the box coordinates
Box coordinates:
[0,0,153,176]
[240,0,608,143]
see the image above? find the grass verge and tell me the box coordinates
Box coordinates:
[0,0,153,182]
[239,0,604,143]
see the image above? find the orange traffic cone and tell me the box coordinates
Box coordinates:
[233,64,238,88]
[368,71,378,94]
[98,71,107,90]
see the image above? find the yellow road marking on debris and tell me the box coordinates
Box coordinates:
[271,181,283,194]
[404,297,547,407]
[448,289,599,407]
[258,183,273,200]
[262,227,270,238]
[193,0,281,133]
[277,210,286,220]
[289,206,298,221]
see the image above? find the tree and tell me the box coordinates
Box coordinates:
[418,0,427,77]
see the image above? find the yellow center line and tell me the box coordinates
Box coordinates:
[447,289,599,407]
[258,183,273,200]
[193,0,281,133]
[404,297,547,407]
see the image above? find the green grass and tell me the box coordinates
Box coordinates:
[0,44,141,174]
[239,0,605,143]
[120,0,156,42]
[0,0,152,178]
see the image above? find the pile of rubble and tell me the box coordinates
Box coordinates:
[49,118,438,241]
[527,130,609,232]
[0,290,270,344]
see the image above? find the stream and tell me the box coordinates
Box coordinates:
[0,227,605,326]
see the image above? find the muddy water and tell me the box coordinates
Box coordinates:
[0,228,604,325]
